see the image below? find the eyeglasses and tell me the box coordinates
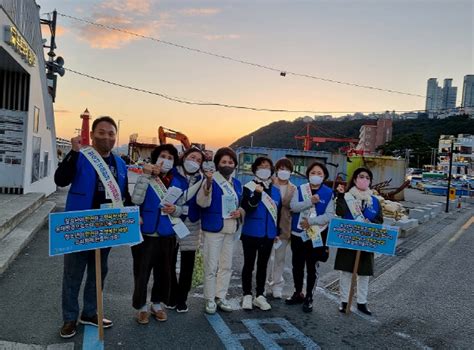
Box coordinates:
[357,175,371,180]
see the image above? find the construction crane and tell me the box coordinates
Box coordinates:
[295,123,361,153]
[158,126,192,150]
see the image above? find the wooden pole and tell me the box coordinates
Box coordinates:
[95,249,104,341]
[346,250,361,314]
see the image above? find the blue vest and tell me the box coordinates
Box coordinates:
[201,177,243,233]
[343,195,380,222]
[65,152,127,211]
[291,184,333,234]
[242,184,281,239]
[140,168,188,236]
[179,173,203,223]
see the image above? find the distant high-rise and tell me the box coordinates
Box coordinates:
[426,78,458,112]
[426,78,442,112]
[461,75,474,108]
[442,79,457,109]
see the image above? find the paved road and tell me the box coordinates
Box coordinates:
[0,187,473,349]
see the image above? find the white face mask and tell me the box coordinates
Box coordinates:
[183,159,200,174]
[309,175,323,185]
[277,170,291,181]
[256,168,271,180]
[157,157,173,173]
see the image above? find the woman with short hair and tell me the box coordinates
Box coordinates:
[197,147,244,314]
[240,156,282,311]
[265,157,296,299]
[287,161,335,313]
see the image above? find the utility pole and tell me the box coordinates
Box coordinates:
[445,139,454,213]
[117,119,123,150]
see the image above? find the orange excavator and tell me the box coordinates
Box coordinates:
[158,126,206,151]
[158,126,192,150]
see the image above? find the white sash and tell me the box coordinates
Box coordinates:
[213,172,239,219]
[298,183,327,246]
[80,147,123,208]
[344,192,366,222]
[148,176,190,238]
[178,177,204,205]
[244,181,278,225]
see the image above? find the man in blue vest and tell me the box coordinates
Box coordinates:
[54,116,131,338]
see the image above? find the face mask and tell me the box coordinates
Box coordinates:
[256,168,271,180]
[277,170,291,181]
[93,138,115,153]
[218,166,234,177]
[356,178,370,191]
[309,175,323,186]
[157,157,173,173]
[183,160,200,174]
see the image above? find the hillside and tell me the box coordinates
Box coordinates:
[230,115,474,152]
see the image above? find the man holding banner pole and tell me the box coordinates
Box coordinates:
[54,116,131,339]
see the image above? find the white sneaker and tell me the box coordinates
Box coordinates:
[242,295,253,310]
[205,300,217,314]
[216,298,233,312]
[272,290,282,299]
[253,295,271,311]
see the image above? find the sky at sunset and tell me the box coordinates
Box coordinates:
[38,0,473,149]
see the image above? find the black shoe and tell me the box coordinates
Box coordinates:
[79,314,113,328]
[302,298,313,313]
[60,321,77,338]
[285,292,305,305]
[176,302,188,313]
[339,302,348,313]
[357,303,372,315]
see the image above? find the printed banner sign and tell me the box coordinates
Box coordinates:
[327,218,399,256]
[49,207,141,256]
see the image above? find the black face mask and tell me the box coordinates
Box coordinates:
[218,166,234,177]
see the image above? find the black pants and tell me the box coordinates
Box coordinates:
[241,235,274,296]
[290,235,321,300]
[131,235,176,309]
[169,246,196,305]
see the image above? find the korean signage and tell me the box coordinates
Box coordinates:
[49,207,141,256]
[4,25,36,66]
[327,218,399,256]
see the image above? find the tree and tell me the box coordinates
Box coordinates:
[377,133,432,168]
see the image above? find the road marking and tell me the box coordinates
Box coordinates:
[205,314,249,350]
[82,325,103,350]
[206,314,320,349]
[394,332,433,350]
[0,341,74,350]
[449,216,474,243]
[242,318,320,350]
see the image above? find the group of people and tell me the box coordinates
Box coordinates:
[55,116,383,339]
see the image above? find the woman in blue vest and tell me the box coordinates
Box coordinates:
[287,161,335,313]
[197,147,243,315]
[131,144,188,324]
[334,167,383,315]
[241,156,282,311]
[168,147,205,313]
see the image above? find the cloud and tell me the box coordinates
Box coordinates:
[55,25,68,37]
[100,0,152,14]
[179,8,221,16]
[77,14,159,49]
[204,34,241,41]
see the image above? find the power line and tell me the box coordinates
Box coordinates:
[65,67,441,114]
[57,12,426,99]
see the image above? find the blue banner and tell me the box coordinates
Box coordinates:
[49,207,141,256]
[327,218,399,256]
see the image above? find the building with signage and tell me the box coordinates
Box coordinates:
[0,0,57,194]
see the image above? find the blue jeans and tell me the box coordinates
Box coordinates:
[62,248,111,322]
